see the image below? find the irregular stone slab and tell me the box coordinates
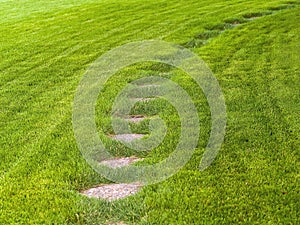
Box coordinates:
[111,134,144,142]
[125,115,147,123]
[230,22,241,27]
[132,97,155,102]
[137,84,161,87]
[81,183,142,201]
[99,156,143,168]
[246,17,260,21]
[104,222,128,225]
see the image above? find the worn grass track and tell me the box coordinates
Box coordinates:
[0,0,299,224]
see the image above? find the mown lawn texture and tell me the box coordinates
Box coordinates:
[0,0,299,224]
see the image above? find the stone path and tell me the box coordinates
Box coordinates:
[82,83,161,201]
[82,116,146,201]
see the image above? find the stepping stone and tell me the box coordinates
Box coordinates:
[111,134,144,142]
[81,183,142,201]
[132,97,155,102]
[137,84,161,87]
[124,115,147,123]
[230,22,241,27]
[99,156,143,168]
[104,222,128,225]
[246,17,260,21]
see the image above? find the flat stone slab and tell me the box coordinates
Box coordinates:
[81,183,142,201]
[104,222,128,225]
[99,156,143,168]
[246,17,260,21]
[125,115,147,123]
[111,134,144,142]
[132,97,155,102]
[137,84,161,87]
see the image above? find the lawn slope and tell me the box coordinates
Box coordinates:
[0,0,299,224]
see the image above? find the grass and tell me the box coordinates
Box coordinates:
[1,0,299,224]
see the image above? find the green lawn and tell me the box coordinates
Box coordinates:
[0,0,299,224]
